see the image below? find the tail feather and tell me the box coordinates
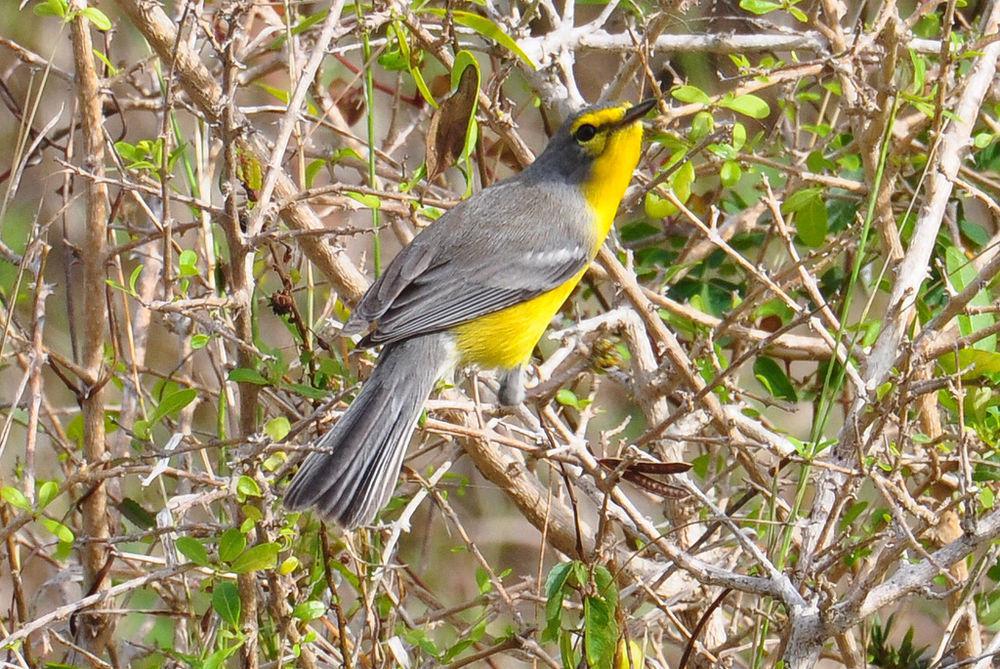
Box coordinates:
[284,333,452,528]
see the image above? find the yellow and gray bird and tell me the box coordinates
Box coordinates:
[284,98,656,527]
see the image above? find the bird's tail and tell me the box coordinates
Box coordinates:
[283,333,453,528]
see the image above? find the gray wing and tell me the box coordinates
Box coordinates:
[350,181,592,346]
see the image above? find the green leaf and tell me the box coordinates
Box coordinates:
[176,536,211,566]
[128,263,143,294]
[153,388,197,422]
[937,349,1000,379]
[720,160,742,188]
[345,191,381,209]
[671,160,695,204]
[92,48,119,75]
[753,357,798,402]
[191,333,210,349]
[236,475,262,499]
[256,83,290,105]
[212,581,242,627]
[946,246,996,351]
[542,561,574,642]
[218,528,246,563]
[40,517,74,544]
[229,542,280,573]
[33,0,68,19]
[560,629,579,669]
[788,5,808,21]
[305,159,325,188]
[671,85,711,105]
[980,486,995,510]
[178,249,199,277]
[584,595,618,669]
[279,556,299,575]
[81,6,112,30]
[1,486,31,511]
[37,481,59,509]
[426,10,537,69]
[264,416,291,441]
[644,190,677,219]
[118,497,155,529]
[739,0,783,13]
[292,600,326,622]
[782,188,828,247]
[720,93,771,119]
[228,368,270,385]
[731,122,747,150]
[555,388,579,409]
[690,111,715,141]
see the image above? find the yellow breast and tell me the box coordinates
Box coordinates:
[453,267,588,369]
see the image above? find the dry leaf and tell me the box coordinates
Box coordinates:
[598,458,691,499]
[329,78,366,126]
[425,65,478,182]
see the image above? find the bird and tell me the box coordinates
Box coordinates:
[283,98,657,528]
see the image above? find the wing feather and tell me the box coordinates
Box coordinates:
[351,181,593,346]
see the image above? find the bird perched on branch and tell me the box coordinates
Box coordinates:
[284,98,657,528]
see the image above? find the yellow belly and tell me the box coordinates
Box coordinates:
[452,267,587,369]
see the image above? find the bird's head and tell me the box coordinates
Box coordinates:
[526,98,655,187]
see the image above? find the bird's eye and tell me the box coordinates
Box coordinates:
[574,124,597,142]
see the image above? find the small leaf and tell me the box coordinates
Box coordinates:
[178,249,199,277]
[279,556,299,575]
[81,6,112,30]
[555,388,579,408]
[305,159,325,188]
[176,536,211,566]
[117,497,156,529]
[228,368,270,385]
[739,0,783,14]
[720,160,742,188]
[218,528,246,563]
[753,357,798,402]
[542,561,574,642]
[292,600,326,621]
[236,475,262,499]
[671,85,711,105]
[37,481,59,509]
[128,263,143,294]
[720,93,771,119]
[345,191,381,209]
[980,487,995,510]
[191,333,210,349]
[33,0,68,19]
[690,111,715,141]
[1,486,31,511]
[212,582,241,627]
[40,517,74,544]
[264,416,290,441]
[153,388,197,422]
[229,542,280,573]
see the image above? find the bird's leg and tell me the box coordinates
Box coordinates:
[497,365,526,406]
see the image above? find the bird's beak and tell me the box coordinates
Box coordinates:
[619,98,657,125]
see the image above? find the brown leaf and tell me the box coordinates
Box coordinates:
[598,458,691,475]
[425,65,478,182]
[329,78,366,127]
[598,458,691,499]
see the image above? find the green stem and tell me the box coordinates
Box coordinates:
[356,0,381,276]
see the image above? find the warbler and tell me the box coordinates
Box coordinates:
[284,98,656,528]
